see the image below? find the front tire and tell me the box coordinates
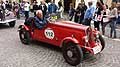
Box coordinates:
[99,34,105,51]
[9,21,16,27]
[62,42,83,66]
[19,28,31,45]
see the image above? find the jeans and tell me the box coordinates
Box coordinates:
[21,9,24,16]
[74,15,79,23]
[101,21,110,35]
[69,15,74,21]
[83,18,91,26]
[94,21,100,31]
[16,10,20,19]
[109,19,117,38]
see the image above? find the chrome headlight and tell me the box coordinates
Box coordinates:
[83,36,89,43]
[95,32,99,38]
[96,33,99,38]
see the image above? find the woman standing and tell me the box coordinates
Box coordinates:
[102,4,110,35]
[109,3,118,38]
[57,1,64,18]
[94,2,103,31]
[74,3,82,23]
[39,1,47,18]
[68,4,75,21]
[33,1,39,16]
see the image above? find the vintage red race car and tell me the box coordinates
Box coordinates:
[18,18,105,66]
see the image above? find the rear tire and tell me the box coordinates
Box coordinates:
[9,21,16,27]
[19,28,31,45]
[62,42,83,66]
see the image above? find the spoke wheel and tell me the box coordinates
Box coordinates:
[62,42,83,66]
[9,21,16,27]
[19,29,30,45]
[96,34,105,51]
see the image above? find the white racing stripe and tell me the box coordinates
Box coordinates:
[0,19,16,23]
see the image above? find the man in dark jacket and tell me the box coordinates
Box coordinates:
[80,2,87,23]
[39,1,47,18]
[48,1,58,14]
[68,4,75,21]
[33,1,39,16]
[34,10,47,29]
[74,3,82,23]
[5,1,9,10]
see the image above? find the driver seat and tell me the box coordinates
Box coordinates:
[24,17,35,27]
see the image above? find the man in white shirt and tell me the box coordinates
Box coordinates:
[24,1,30,20]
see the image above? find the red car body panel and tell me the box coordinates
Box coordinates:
[32,21,88,47]
[20,20,103,54]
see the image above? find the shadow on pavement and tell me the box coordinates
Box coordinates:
[24,40,103,65]
[0,24,11,29]
[30,41,62,52]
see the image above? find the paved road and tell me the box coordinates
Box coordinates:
[0,19,120,67]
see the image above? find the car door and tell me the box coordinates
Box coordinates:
[32,26,46,41]
[33,23,59,46]
[41,23,65,46]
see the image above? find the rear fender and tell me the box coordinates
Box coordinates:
[61,37,79,47]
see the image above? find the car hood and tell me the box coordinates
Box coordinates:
[51,21,89,31]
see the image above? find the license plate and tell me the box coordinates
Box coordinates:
[92,45,101,54]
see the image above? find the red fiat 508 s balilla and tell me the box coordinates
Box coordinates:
[18,17,105,66]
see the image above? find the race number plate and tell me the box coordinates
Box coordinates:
[92,45,101,54]
[44,28,55,39]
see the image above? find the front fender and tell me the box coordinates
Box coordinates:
[60,37,79,47]
[18,25,29,31]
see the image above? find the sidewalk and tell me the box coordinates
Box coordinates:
[116,24,120,29]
